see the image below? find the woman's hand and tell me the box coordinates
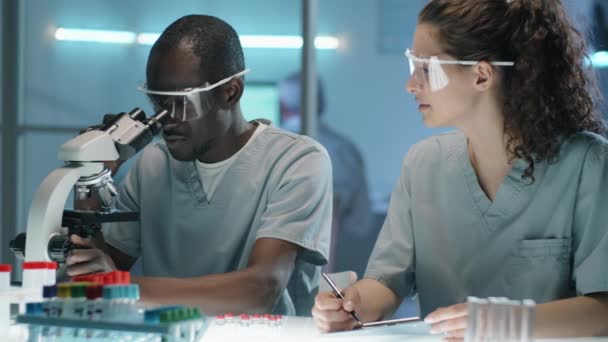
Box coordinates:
[312,287,363,333]
[425,302,468,341]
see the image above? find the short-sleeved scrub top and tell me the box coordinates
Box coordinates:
[104,123,333,316]
[366,131,608,317]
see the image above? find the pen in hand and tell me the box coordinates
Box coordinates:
[321,272,363,324]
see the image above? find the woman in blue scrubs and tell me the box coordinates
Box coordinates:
[313,0,608,339]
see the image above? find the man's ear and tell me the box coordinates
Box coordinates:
[219,78,244,109]
[472,61,494,91]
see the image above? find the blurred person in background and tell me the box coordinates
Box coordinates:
[279,72,373,276]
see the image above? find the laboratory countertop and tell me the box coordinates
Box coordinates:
[6,316,608,341]
[207,316,608,342]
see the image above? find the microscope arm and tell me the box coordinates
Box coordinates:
[24,162,104,262]
[20,109,167,263]
[24,129,120,262]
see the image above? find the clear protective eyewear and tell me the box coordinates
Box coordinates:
[137,69,250,122]
[405,49,514,92]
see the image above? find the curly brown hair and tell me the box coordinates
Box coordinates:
[419,0,606,181]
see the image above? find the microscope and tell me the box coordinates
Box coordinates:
[9,108,168,268]
[0,108,168,335]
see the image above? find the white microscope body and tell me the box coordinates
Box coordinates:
[24,130,115,264]
[0,108,168,335]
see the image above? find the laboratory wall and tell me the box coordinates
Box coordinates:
[1,0,606,288]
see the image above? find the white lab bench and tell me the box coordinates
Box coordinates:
[7,316,606,342]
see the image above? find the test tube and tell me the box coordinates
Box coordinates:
[507,299,522,341]
[488,297,499,341]
[476,297,490,341]
[270,315,282,327]
[69,283,87,339]
[71,284,87,319]
[190,307,203,339]
[25,303,44,342]
[465,296,479,342]
[55,283,72,338]
[85,284,103,321]
[251,313,262,324]
[225,312,235,323]
[41,285,58,339]
[102,285,116,321]
[125,284,143,323]
[42,285,57,317]
[0,264,12,335]
[496,298,510,341]
[56,283,70,320]
[215,314,226,325]
[520,299,535,342]
[115,285,128,321]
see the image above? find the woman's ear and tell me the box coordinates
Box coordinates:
[472,61,495,91]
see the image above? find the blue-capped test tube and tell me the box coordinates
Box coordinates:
[25,302,44,342]
[42,285,57,317]
[125,284,142,323]
[41,285,58,338]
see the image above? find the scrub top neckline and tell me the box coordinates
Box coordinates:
[457,133,546,220]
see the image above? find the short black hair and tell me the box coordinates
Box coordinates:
[148,14,245,83]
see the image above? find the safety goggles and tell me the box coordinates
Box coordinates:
[405,49,514,92]
[137,69,250,122]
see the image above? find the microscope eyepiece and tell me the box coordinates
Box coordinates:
[145,110,170,136]
[128,108,146,122]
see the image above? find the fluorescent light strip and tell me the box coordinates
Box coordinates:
[590,51,608,68]
[314,36,340,49]
[239,35,340,49]
[136,32,160,45]
[56,28,339,49]
[55,28,136,44]
[241,35,303,49]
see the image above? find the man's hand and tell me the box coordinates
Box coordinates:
[425,302,468,341]
[312,287,363,333]
[66,235,117,276]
